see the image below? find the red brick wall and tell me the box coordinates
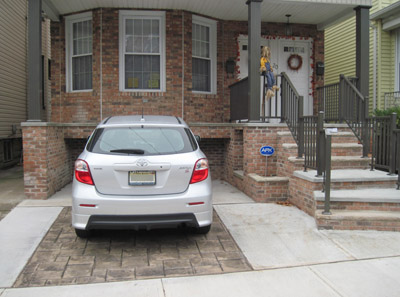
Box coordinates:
[23,125,72,199]
[199,139,227,180]
[50,9,324,124]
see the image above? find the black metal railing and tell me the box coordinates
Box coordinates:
[396,129,400,189]
[281,72,304,157]
[340,75,369,156]
[384,91,400,109]
[318,75,368,157]
[302,112,324,175]
[317,82,340,121]
[229,74,282,122]
[369,113,398,176]
[229,77,249,122]
[261,74,282,122]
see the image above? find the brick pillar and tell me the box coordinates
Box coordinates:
[22,123,72,199]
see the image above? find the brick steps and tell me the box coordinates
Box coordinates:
[279,124,400,232]
[294,169,398,190]
[316,210,400,232]
[277,129,360,144]
[288,156,370,170]
[314,188,400,211]
[282,142,363,156]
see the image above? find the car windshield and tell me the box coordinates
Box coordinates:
[87,126,197,156]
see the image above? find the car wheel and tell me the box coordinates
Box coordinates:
[75,228,90,239]
[195,224,211,234]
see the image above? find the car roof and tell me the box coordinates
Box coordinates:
[98,115,188,128]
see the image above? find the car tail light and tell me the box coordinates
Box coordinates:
[190,158,209,184]
[75,159,94,185]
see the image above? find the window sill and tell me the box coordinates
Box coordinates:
[67,89,93,93]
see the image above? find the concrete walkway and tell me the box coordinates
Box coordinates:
[1,179,400,296]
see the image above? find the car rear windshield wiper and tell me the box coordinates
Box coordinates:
[109,149,145,155]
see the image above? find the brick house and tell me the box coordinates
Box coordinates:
[23,0,400,232]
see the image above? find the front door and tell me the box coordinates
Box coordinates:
[236,35,313,117]
[278,40,312,115]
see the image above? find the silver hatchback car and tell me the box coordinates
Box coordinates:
[72,115,212,238]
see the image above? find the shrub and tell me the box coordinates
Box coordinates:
[373,106,400,128]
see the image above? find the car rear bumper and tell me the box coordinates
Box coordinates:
[72,178,213,230]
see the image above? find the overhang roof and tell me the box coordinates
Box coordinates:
[43,0,371,30]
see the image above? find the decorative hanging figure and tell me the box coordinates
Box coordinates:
[260,46,279,100]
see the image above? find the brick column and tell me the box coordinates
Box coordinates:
[22,123,72,199]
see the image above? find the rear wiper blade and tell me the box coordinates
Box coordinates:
[110,149,145,155]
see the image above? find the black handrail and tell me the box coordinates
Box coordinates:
[281,72,304,158]
[369,113,398,176]
[318,75,369,157]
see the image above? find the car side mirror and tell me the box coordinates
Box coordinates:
[195,135,201,143]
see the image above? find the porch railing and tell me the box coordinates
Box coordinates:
[317,82,340,121]
[229,77,249,121]
[396,129,400,189]
[369,113,399,175]
[281,72,304,157]
[317,75,369,157]
[384,91,400,109]
[302,112,324,175]
[229,75,282,122]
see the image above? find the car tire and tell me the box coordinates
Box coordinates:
[75,228,90,239]
[195,224,211,234]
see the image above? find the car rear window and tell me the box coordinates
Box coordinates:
[87,126,198,156]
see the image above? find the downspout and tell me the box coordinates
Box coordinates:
[100,8,103,121]
[371,22,377,110]
[181,11,185,119]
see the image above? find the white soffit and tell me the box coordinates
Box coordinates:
[44,0,371,29]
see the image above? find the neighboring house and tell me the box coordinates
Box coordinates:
[0,0,51,169]
[324,0,400,111]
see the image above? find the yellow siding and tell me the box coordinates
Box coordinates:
[325,17,356,85]
[377,25,395,109]
[325,0,399,112]
[0,0,27,138]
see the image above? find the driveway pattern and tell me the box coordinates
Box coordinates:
[14,207,251,287]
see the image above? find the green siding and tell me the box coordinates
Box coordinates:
[325,0,399,112]
[325,17,356,85]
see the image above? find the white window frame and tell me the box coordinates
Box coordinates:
[119,10,166,92]
[192,15,217,94]
[65,12,93,93]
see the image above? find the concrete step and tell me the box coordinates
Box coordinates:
[288,156,370,170]
[316,209,400,232]
[283,143,363,157]
[315,188,400,203]
[294,169,398,190]
[278,130,360,144]
[314,188,400,212]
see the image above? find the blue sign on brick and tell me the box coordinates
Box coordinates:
[260,146,275,156]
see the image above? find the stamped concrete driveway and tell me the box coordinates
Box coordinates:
[13,181,254,287]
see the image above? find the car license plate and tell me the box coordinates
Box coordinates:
[129,171,156,186]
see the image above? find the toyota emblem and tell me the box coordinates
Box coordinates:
[136,159,149,167]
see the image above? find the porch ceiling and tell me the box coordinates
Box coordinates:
[43,0,371,29]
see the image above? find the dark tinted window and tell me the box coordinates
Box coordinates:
[87,126,196,155]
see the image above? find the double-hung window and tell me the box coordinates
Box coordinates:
[192,16,217,94]
[119,11,165,92]
[65,12,93,92]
